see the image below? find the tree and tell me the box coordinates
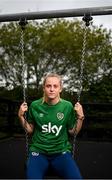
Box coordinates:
[87,72,112,102]
[0,19,112,102]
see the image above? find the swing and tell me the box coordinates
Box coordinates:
[19,18,29,159]
[72,14,93,158]
[19,14,93,177]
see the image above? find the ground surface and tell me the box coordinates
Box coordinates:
[0,137,112,179]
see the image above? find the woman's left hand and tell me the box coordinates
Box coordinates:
[74,102,84,120]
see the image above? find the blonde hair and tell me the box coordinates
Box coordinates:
[43,73,63,87]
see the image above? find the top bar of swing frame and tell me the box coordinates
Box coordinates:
[0,6,112,22]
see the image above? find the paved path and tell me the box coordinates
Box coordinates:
[0,137,112,179]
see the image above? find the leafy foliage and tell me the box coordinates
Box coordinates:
[0,19,112,102]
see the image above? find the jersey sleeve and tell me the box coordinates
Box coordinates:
[67,104,76,130]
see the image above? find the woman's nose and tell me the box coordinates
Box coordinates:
[50,86,54,91]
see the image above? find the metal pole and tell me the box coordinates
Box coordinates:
[0,6,112,22]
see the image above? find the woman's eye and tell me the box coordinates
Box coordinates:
[54,85,58,88]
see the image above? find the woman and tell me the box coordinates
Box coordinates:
[18,73,84,179]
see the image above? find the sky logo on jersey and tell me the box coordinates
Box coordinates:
[42,122,62,136]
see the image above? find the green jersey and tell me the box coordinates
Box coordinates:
[28,98,76,154]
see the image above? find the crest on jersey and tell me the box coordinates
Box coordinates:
[57,112,64,120]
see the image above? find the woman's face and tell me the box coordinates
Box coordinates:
[43,76,62,102]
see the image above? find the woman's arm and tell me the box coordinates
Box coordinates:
[18,102,34,134]
[68,102,84,135]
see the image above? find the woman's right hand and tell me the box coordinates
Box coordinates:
[18,102,28,117]
[18,102,34,134]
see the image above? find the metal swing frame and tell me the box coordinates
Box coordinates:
[0,6,112,22]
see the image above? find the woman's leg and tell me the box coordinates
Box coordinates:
[26,152,49,179]
[51,152,82,179]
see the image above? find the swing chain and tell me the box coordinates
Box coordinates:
[72,14,93,158]
[78,14,93,102]
[19,18,28,102]
[77,25,87,102]
[20,29,26,102]
[72,131,77,158]
[19,19,29,158]
[72,25,88,158]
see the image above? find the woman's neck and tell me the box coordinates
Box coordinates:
[44,97,60,105]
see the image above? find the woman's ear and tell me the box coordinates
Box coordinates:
[59,85,63,93]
